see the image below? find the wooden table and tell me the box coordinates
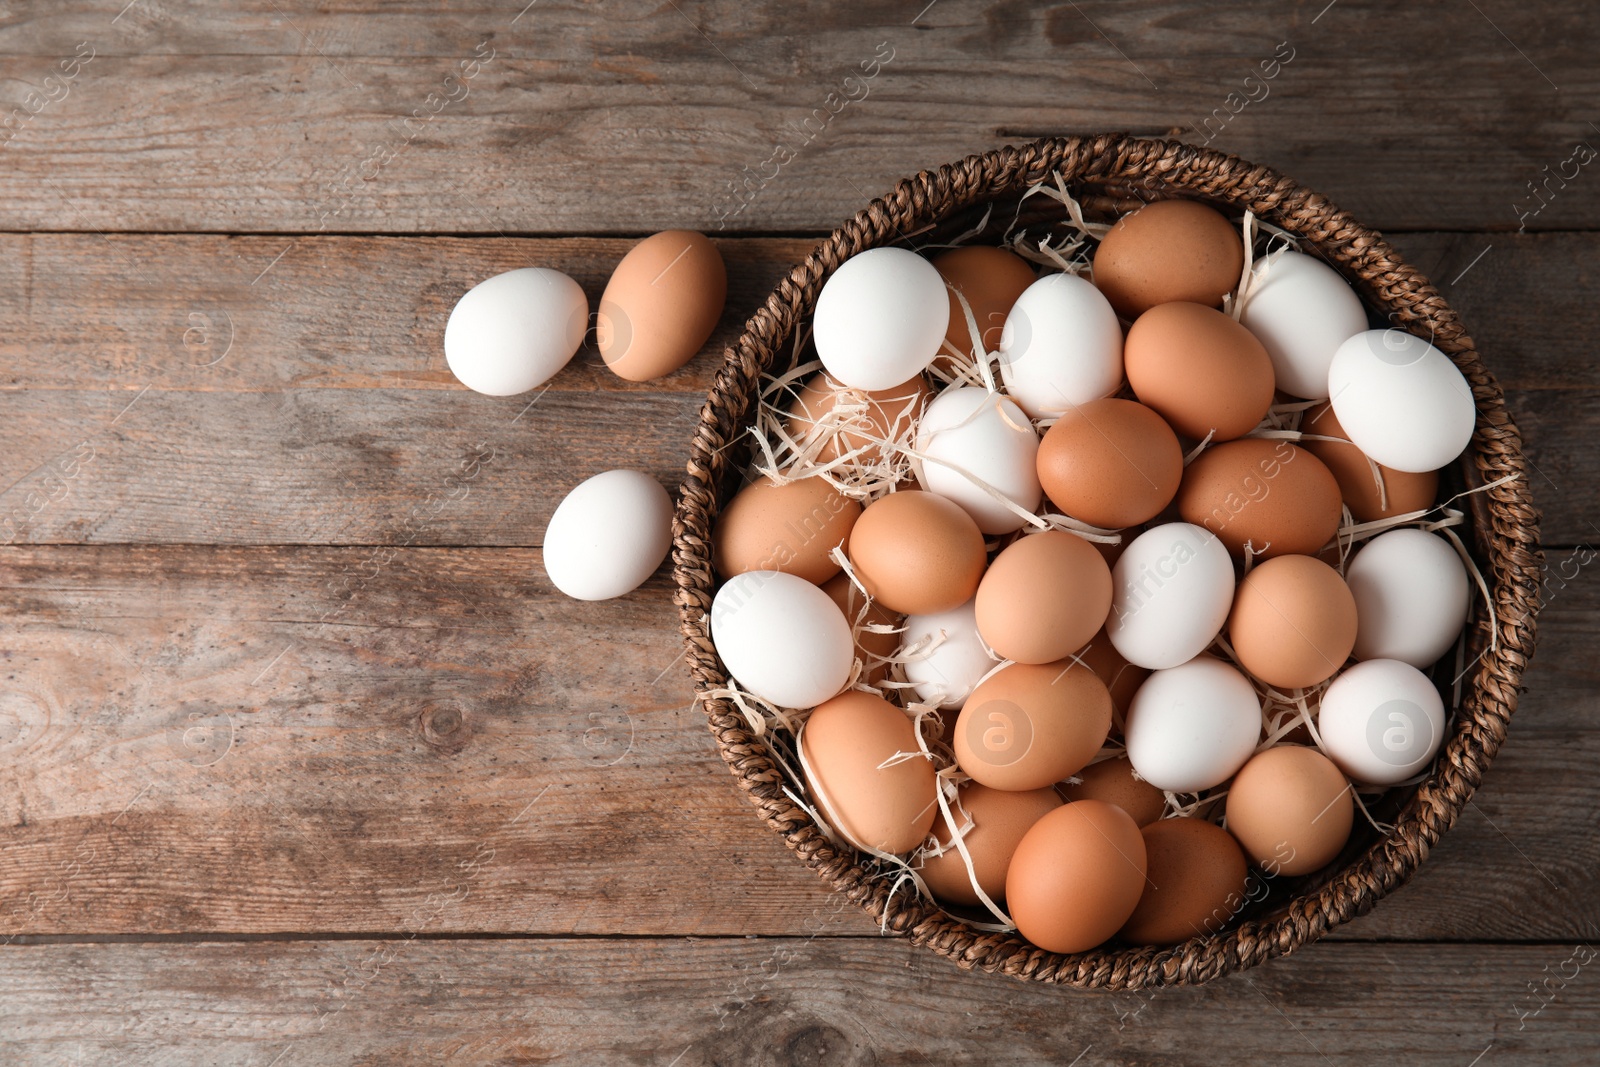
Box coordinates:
[1,2,1595,1063]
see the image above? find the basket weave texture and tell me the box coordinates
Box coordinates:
[670,133,1543,988]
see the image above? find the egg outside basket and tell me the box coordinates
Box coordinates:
[670,133,1543,988]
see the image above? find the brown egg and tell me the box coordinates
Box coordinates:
[848,490,987,615]
[712,475,861,584]
[1060,756,1166,827]
[1092,200,1244,319]
[931,246,1037,367]
[974,531,1112,664]
[802,691,937,855]
[1037,398,1183,528]
[598,230,726,381]
[1006,800,1148,954]
[785,372,932,464]
[821,573,901,686]
[1228,554,1357,689]
[1124,302,1275,442]
[1177,438,1342,560]
[1119,817,1252,945]
[1225,745,1353,877]
[1301,402,1440,522]
[920,783,1062,907]
[954,660,1112,791]
[1069,630,1149,723]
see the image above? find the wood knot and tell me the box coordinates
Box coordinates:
[418,702,470,752]
[777,1022,875,1067]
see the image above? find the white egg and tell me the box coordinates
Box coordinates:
[1317,658,1446,785]
[1347,528,1471,667]
[900,599,997,710]
[1327,329,1476,472]
[710,570,854,708]
[996,272,1123,419]
[913,387,1042,534]
[1238,250,1368,400]
[1124,655,1261,793]
[542,469,673,601]
[813,247,949,391]
[445,267,589,396]
[1107,523,1236,670]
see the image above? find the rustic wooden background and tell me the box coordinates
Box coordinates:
[1,1,1596,1063]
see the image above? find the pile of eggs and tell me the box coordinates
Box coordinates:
[442,231,729,601]
[709,198,1480,954]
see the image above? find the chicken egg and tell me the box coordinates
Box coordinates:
[954,660,1112,791]
[900,598,997,710]
[1119,817,1252,946]
[1300,402,1439,523]
[996,272,1124,419]
[1092,199,1244,318]
[974,531,1112,664]
[1224,745,1353,876]
[597,230,726,381]
[1125,302,1276,442]
[1176,438,1342,560]
[1124,654,1261,793]
[1327,329,1476,473]
[920,782,1061,907]
[1316,658,1447,785]
[1228,554,1358,690]
[1059,756,1166,827]
[1107,523,1236,670]
[1006,800,1148,954]
[847,490,988,615]
[1069,629,1149,723]
[802,691,937,855]
[1346,528,1472,668]
[542,469,673,601]
[1037,398,1183,529]
[914,387,1042,534]
[444,267,588,396]
[813,247,949,390]
[710,570,853,708]
[932,246,1037,365]
[821,573,901,687]
[1237,249,1369,400]
[784,372,932,464]
[712,475,860,584]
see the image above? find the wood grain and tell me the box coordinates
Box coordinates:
[0,2,1594,1056]
[0,939,1595,1065]
[0,545,1592,940]
[0,3,1595,233]
[0,234,1593,545]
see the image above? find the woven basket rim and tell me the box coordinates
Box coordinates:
[670,133,1543,989]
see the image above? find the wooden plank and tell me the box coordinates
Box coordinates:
[0,545,1592,940]
[0,940,1594,1064]
[0,234,812,394]
[0,385,705,547]
[0,233,1594,545]
[0,3,1596,233]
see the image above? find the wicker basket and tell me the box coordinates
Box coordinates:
[671,133,1542,988]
